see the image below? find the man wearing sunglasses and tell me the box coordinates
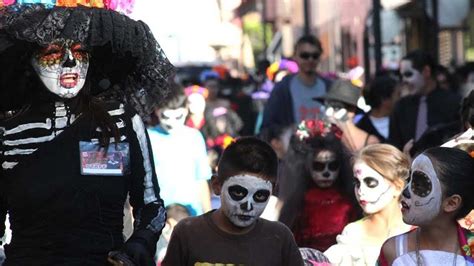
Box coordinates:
[262,35,332,130]
[389,50,461,151]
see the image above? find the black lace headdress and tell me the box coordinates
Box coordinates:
[0,4,175,118]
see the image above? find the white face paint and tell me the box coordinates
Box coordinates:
[353,161,396,214]
[221,174,273,227]
[400,60,424,93]
[157,107,188,133]
[31,41,89,99]
[401,154,443,225]
[311,150,339,188]
[187,93,206,115]
[324,100,349,123]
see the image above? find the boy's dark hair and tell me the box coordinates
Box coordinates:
[158,82,187,110]
[294,35,323,55]
[217,137,278,183]
[364,75,398,109]
[402,49,436,75]
[423,147,474,219]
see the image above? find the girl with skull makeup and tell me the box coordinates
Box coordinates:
[378,147,474,266]
[324,144,412,265]
[278,119,360,252]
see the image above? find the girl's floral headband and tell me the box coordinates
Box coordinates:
[184,85,209,99]
[296,119,343,141]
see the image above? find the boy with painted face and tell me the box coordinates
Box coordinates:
[378,147,474,266]
[278,119,360,252]
[162,137,304,266]
[148,88,212,216]
[325,144,411,266]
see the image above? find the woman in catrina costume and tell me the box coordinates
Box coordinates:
[0,1,175,265]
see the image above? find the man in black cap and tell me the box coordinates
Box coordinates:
[261,35,332,129]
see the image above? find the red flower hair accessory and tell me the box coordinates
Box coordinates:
[296,119,343,141]
[184,85,209,99]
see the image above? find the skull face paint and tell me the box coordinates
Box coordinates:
[31,40,89,99]
[400,60,424,93]
[221,174,272,227]
[157,108,188,133]
[187,93,206,115]
[324,101,349,122]
[353,161,396,214]
[311,150,339,188]
[401,154,442,225]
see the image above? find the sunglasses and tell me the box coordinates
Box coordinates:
[299,52,320,60]
[401,71,414,78]
[312,161,339,172]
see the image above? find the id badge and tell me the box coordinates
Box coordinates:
[79,141,130,176]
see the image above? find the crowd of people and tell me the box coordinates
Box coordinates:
[0,1,474,266]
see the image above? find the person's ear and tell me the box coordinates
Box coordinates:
[210,175,222,196]
[442,194,462,214]
[270,138,283,158]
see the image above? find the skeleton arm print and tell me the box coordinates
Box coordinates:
[116,109,166,265]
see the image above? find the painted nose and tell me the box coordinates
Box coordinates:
[323,172,331,178]
[240,201,253,212]
[62,51,76,68]
[402,187,411,199]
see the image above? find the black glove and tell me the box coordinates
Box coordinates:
[122,241,156,266]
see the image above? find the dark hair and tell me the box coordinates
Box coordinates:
[402,49,436,76]
[216,137,278,183]
[278,132,359,227]
[364,75,398,109]
[158,83,187,110]
[461,90,474,128]
[258,124,293,143]
[423,147,474,219]
[294,35,323,55]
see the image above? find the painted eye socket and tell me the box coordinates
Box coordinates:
[411,170,432,197]
[71,44,89,61]
[160,113,169,120]
[312,161,326,171]
[328,161,339,171]
[363,177,379,188]
[253,190,270,203]
[36,44,64,66]
[353,178,361,188]
[228,185,248,201]
[175,114,183,120]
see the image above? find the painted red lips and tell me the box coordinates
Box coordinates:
[60,73,79,88]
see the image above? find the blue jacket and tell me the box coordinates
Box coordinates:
[261,74,332,129]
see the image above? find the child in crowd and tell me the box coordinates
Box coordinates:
[325,144,412,265]
[378,147,474,265]
[148,88,212,216]
[156,204,191,265]
[162,137,303,266]
[278,119,360,252]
